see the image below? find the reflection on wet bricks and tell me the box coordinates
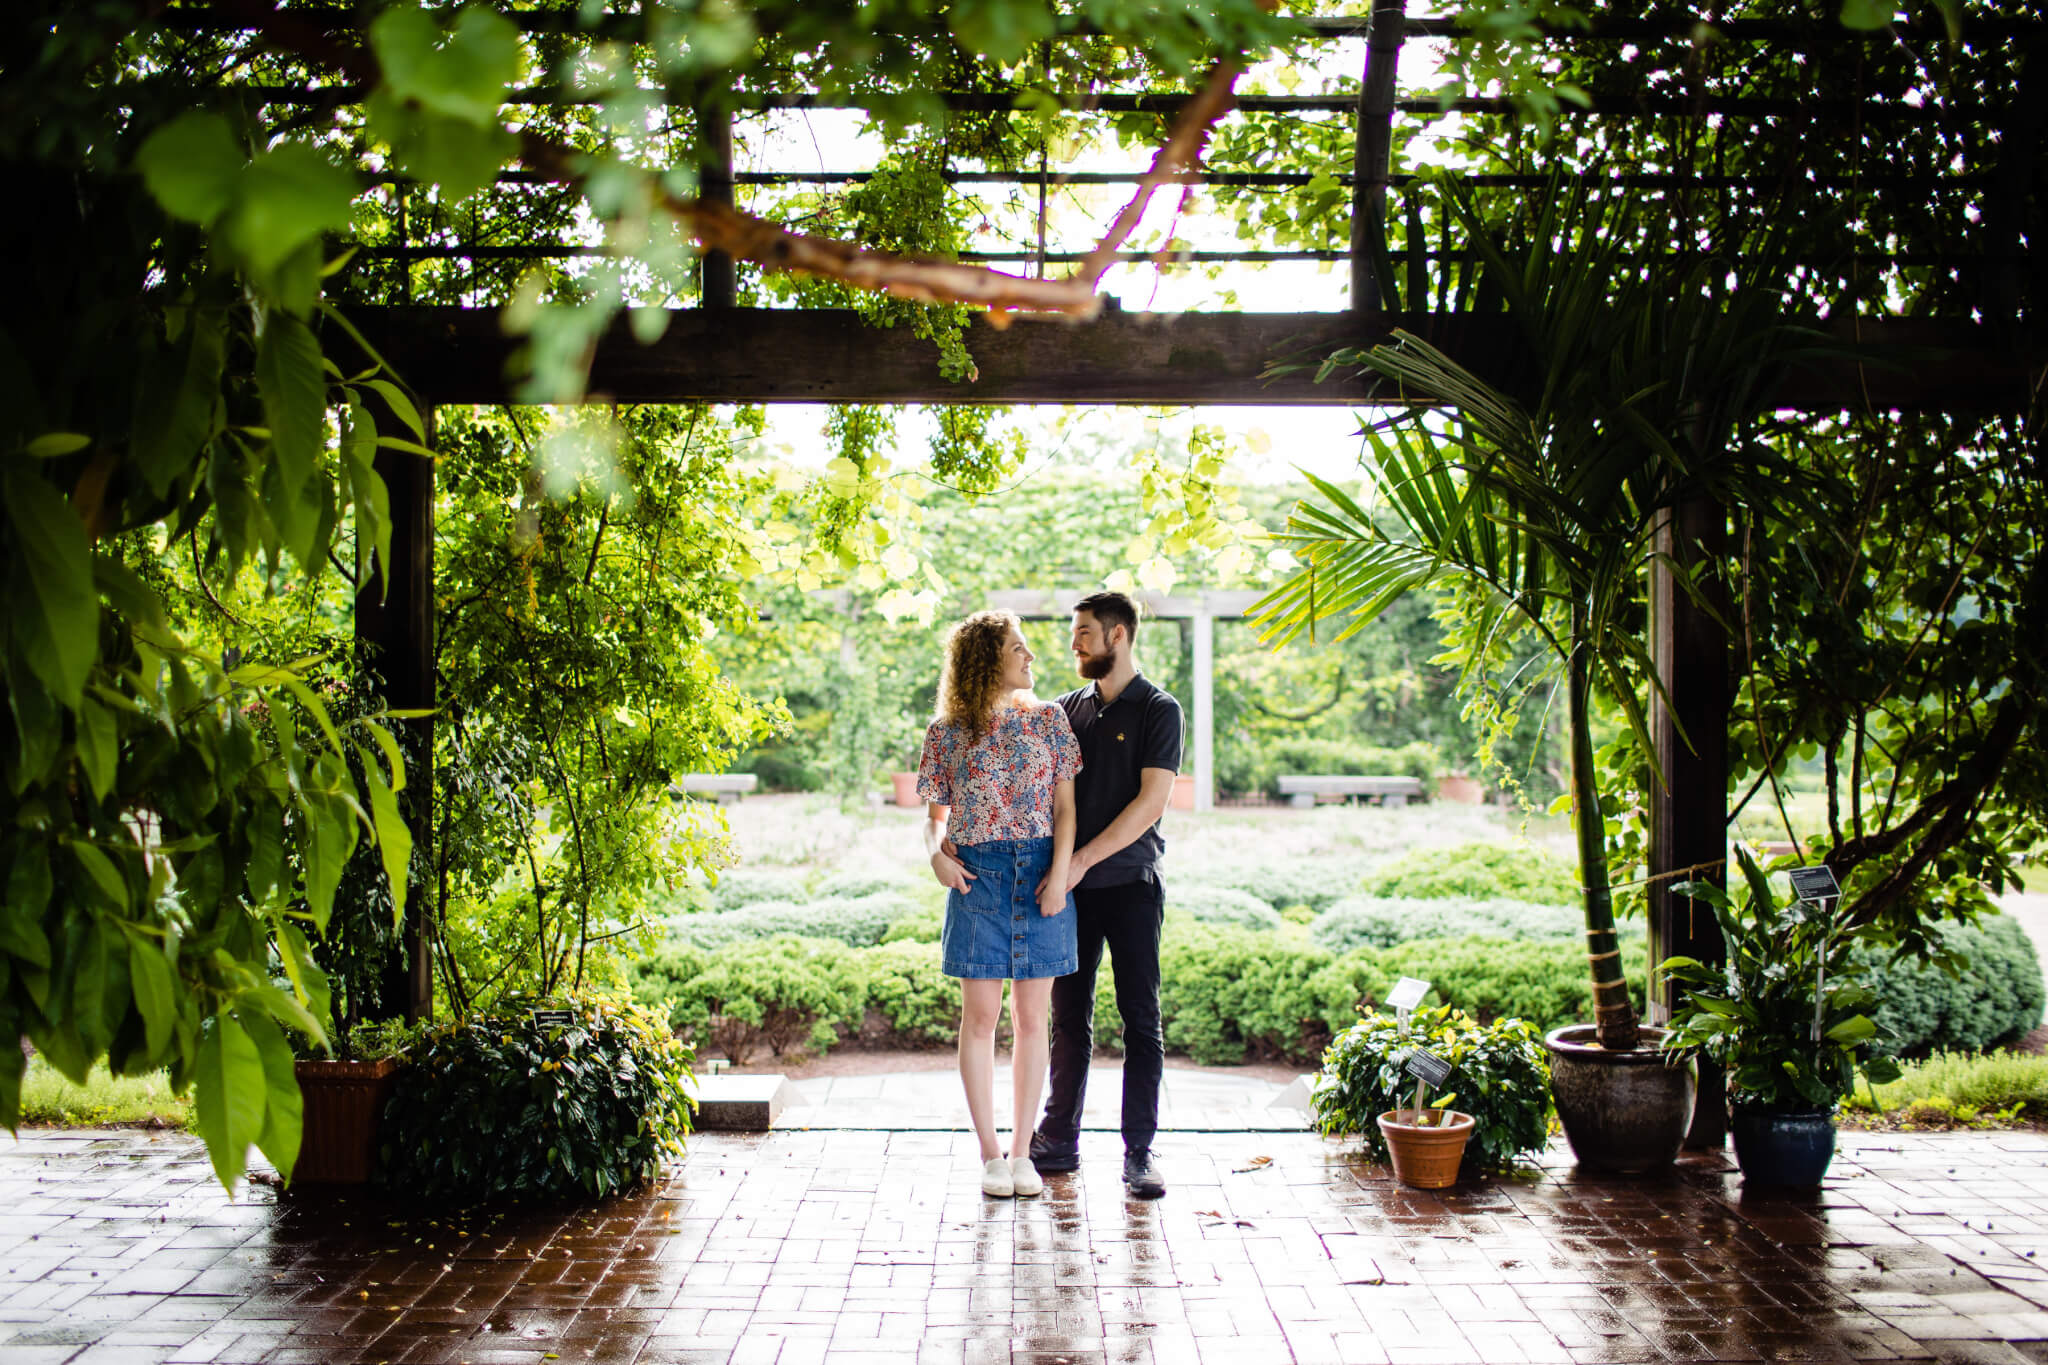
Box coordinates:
[2,1127,2046,1364]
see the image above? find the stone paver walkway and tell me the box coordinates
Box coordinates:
[5,1126,2048,1365]
[780,1061,1311,1131]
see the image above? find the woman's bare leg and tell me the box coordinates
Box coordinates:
[958,979,1005,1163]
[1008,977,1053,1157]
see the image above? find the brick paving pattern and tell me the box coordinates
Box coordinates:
[3,1127,2047,1365]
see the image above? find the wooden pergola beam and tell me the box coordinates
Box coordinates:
[341,306,2042,412]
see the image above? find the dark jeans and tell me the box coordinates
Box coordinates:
[1037,877,1165,1155]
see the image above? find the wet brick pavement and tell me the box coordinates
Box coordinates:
[3,1126,2047,1365]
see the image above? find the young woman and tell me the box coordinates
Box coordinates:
[917,610,1082,1197]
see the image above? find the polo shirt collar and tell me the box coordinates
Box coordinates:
[1089,672,1155,709]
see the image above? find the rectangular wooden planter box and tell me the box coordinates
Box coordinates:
[292,1058,401,1184]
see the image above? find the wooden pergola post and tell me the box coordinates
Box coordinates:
[355,399,436,1025]
[1646,496,1729,1147]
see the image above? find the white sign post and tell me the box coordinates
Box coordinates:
[1386,976,1432,1114]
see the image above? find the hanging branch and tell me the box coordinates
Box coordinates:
[194,0,1262,324]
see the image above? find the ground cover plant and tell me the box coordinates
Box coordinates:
[1841,1050,2048,1127]
[19,1059,191,1130]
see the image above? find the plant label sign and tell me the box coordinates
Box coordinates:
[1788,865,1842,905]
[1403,1047,1453,1089]
[1386,977,1431,1013]
[530,1008,577,1031]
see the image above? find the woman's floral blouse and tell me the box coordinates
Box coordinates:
[916,703,1083,845]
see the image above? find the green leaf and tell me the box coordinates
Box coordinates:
[3,470,97,707]
[193,1012,268,1191]
[370,5,523,126]
[23,432,90,458]
[0,843,52,969]
[68,839,129,911]
[94,555,166,630]
[6,665,62,792]
[342,399,391,582]
[299,793,357,932]
[1839,0,1894,30]
[134,112,243,223]
[241,1009,303,1184]
[357,742,413,924]
[255,313,327,502]
[363,379,427,444]
[220,142,358,276]
[124,927,177,1061]
[366,94,517,205]
[132,309,226,497]
[1825,1013,1878,1044]
[75,695,117,801]
[948,0,1056,65]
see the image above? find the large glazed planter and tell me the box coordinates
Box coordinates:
[1377,1108,1475,1189]
[1544,1024,1695,1173]
[292,1058,402,1184]
[1731,1105,1836,1187]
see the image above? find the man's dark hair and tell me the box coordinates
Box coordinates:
[1072,590,1140,643]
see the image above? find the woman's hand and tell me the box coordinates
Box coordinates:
[1037,879,1066,918]
[931,849,975,893]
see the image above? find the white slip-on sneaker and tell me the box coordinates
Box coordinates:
[1010,1156,1043,1197]
[981,1156,1014,1197]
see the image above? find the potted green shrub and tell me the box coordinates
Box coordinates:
[1256,177,1818,1171]
[1312,1005,1551,1184]
[1660,851,1900,1185]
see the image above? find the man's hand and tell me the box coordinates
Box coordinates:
[930,849,975,894]
[1062,846,1095,893]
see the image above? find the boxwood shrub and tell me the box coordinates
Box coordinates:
[1312,896,1581,952]
[1362,841,1579,902]
[1312,1005,1551,1172]
[379,996,693,1202]
[1378,933,1648,1032]
[632,934,865,1062]
[859,940,958,1045]
[708,866,812,911]
[1856,913,2045,1056]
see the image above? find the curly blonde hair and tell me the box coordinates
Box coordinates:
[937,609,1021,745]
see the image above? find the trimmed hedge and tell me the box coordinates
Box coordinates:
[670,892,925,949]
[1312,896,1581,952]
[1856,914,2045,1056]
[1380,934,1649,1032]
[1362,841,1579,902]
[1165,885,1284,932]
[1182,859,1375,914]
[707,866,812,911]
[632,935,864,1063]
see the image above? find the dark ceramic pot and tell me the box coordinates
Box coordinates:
[1731,1105,1836,1187]
[1544,1024,1696,1174]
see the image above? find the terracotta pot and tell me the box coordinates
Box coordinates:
[292,1057,401,1184]
[1376,1108,1475,1189]
[1170,773,1195,811]
[1435,774,1484,805]
[1544,1024,1695,1173]
[890,772,921,808]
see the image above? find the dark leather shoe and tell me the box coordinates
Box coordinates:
[1028,1131,1079,1173]
[1122,1148,1166,1199]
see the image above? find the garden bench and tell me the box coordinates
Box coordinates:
[1276,774,1424,809]
[673,773,760,805]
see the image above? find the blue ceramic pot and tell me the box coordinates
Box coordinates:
[1731,1105,1836,1186]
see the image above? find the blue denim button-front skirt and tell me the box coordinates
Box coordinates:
[942,836,1078,980]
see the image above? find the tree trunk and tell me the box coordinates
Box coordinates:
[1570,616,1639,1051]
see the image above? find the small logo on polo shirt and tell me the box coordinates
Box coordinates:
[1116,733,1124,742]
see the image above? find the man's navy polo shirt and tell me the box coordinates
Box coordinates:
[1056,673,1184,890]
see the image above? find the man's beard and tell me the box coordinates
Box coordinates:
[1077,649,1114,680]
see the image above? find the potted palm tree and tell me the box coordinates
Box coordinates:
[1660,851,1900,1185]
[1254,176,1820,1171]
